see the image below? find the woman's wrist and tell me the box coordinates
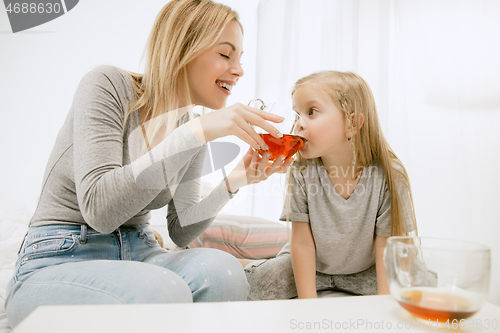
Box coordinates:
[223,173,242,194]
[223,180,236,194]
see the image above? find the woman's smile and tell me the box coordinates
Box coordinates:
[216,79,235,96]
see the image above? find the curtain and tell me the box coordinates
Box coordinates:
[233,0,500,304]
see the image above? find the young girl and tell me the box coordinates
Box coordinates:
[5,0,291,327]
[245,71,417,299]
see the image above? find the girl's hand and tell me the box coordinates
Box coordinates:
[223,148,294,193]
[187,103,285,150]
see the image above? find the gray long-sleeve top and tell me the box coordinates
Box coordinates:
[29,65,235,247]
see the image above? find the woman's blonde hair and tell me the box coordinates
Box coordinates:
[287,71,417,237]
[120,0,242,148]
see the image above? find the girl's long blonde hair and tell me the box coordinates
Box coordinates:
[287,71,417,237]
[119,0,242,147]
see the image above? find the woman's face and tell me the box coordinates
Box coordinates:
[186,20,244,110]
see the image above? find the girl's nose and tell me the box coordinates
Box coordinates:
[294,114,306,134]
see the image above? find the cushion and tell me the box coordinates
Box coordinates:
[188,215,289,259]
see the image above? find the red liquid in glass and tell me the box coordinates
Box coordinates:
[398,289,477,322]
[257,134,306,162]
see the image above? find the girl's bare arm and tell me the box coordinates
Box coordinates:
[291,221,317,298]
[375,235,390,295]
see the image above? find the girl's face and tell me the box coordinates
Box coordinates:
[186,20,244,110]
[292,83,349,159]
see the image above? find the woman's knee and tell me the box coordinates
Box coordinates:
[140,264,194,303]
[189,248,249,302]
[82,260,194,303]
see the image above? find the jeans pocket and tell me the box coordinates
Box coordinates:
[20,235,78,267]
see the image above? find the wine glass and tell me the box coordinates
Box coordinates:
[384,236,491,323]
[248,99,306,163]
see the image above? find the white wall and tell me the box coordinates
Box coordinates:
[0,1,163,210]
[0,0,258,214]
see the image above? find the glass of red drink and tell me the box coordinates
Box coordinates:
[248,99,306,162]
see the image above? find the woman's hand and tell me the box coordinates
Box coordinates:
[186,103,285,150]
[223,148,293,193]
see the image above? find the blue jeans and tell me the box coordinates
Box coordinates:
[5,224,249,327]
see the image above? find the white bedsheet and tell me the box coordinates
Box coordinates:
[0,199,32,333]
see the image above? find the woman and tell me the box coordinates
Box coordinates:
[5,0,291,327]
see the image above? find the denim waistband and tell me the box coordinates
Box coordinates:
[19,224,149,254]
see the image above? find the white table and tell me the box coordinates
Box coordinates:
[13,295,500,333]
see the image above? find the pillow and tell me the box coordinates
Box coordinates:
[188,215,289,260]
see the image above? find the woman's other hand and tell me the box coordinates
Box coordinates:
[223,148,294,193]
[186,103,285,150]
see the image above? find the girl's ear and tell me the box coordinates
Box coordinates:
[350,113,365,135]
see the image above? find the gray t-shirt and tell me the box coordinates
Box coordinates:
[279,158,414,275]
[29,65,236,247]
